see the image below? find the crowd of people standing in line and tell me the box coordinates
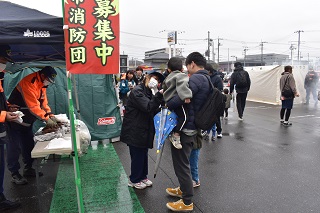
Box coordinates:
[118,53,252,212]
[118,52,320,212]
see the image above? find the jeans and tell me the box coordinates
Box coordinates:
[207,124,216,136]
[305,87,318,103]
[7,126,34,174]
[206,117,222,136]
[190,148,200,183]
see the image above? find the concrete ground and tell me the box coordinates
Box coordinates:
[114,100,320,213]
[3,100,320,213]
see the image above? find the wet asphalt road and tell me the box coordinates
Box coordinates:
[114,101,320,213]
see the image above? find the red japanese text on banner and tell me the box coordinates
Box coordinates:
[64,0,119,74]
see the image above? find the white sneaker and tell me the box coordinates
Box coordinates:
[239,117,243,121]
[141,178,153,187]
[217,133,222,138]
[169,134,182,149]
[128,181,147,189]
[192,180,201,188]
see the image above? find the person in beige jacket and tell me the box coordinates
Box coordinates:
[279,66,299,126]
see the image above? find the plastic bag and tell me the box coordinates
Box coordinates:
[76,119,91,154]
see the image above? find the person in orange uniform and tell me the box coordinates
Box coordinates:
[0,45,21,211]
[7,66,58,185]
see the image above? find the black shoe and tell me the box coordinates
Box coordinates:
[11,173,28,185]
[23,168,43,177]
[0,198,21,211]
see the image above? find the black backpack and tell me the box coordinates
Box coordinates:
[236,70,247,88]
[195,75,225,130]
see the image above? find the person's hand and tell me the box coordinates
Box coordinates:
[46,118,58,128]
[159,89,164,94]
[8,104,20,112]
[185,98,191,103]
[5,112,19,122]
[151,87,159,95]
[296,93,300,97]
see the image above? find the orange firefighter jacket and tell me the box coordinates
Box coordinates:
[14,72,52,121]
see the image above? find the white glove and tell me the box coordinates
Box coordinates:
[148,78,158,89]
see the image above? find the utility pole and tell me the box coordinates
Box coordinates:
[227,48,230,73]
[212,41,215,63]
[207,31,210,61]
[217,37,223,64]
[260,41,267,66]
[294,30,304,62]
[289,44,296,65]
[243,47,248,67]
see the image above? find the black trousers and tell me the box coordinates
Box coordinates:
[171,132,194,205]
[236,92,248,118]
[7,126,34,174]
[128,145,148,183]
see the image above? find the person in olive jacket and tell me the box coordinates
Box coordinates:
[120,71,164,190]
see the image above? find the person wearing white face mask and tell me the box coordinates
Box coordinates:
[120,70,164,189]
[0,45,21,211]
[6,66,58,185]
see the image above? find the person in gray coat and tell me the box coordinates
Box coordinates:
[162,57,192,150]
[279,66,299,126]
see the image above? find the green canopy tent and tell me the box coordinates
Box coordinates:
[4,61,122,140]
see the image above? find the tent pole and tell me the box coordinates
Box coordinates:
[67,72,85,213]
[72,74,81,120]
[62,1,84,212]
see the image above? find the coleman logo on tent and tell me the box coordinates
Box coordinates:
[97,117,116,125]
[23,29,51,37]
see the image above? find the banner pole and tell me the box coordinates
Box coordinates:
[62,1,84,212]
[67,72,85,213]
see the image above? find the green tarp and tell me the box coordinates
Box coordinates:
[4,61,122,140]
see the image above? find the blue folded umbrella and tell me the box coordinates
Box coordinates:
[154,108,178,152]
[153,107,177,178]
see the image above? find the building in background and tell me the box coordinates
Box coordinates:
[143,48,184,71]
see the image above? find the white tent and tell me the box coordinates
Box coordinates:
[245,65,308,105]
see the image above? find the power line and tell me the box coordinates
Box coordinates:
[120,31,164,39]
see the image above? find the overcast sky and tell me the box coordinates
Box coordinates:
[7,0,320,62]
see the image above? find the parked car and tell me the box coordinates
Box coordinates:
[224,72,233,82]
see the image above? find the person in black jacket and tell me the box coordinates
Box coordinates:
[205,64,224,141]
[120,71,164,190]
[230,62,251,120]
